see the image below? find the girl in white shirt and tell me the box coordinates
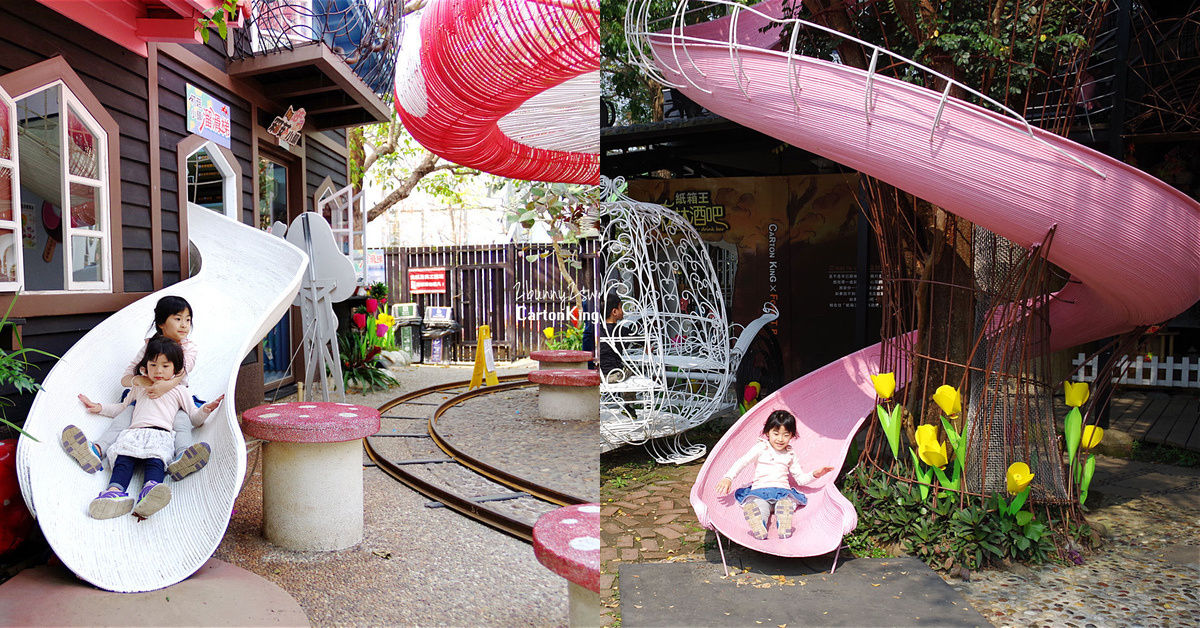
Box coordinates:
[79,336,223,520]
[715,410,833,540]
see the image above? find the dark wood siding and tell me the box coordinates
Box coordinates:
[0,313,109,439]
[0,1,152,292]
[156,53,254,285]
[306,135,348,212]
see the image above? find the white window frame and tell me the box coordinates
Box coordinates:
[185,141,237,218]
[0,84,23,292]
[316,184,367,284]
[12,80,111,293]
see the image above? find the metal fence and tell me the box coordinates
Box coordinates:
[383,241,600,361]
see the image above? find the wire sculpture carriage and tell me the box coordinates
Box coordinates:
[598,177,777,464]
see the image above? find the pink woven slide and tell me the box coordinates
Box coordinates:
[690,343,891,569]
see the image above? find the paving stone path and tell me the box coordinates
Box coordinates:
[600,462,708,624]
[601,454,1200,628]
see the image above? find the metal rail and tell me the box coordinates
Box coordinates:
[364,375,582,542]
[625,0,1106,180]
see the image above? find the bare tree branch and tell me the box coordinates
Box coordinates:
[364,153,479,222]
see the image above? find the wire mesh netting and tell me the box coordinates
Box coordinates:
[232,0,404,98]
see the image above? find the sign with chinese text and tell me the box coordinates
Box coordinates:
[408,267,447,294]
[672,190,729,232]
[267,106,305,148]
[186,85,231,149]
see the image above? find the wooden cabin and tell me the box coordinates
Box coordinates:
[0,0,393,434]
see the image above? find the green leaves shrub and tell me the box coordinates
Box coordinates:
[843,465,1059,571]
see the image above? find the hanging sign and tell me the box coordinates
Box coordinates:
[469,324,499,390]
[185,84,231,149]
[408,267,447,294]
[267,106,306,148]
[671,190,729,233]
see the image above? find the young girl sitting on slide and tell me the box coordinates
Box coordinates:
[61,296,211,482]
[715,410,834,540]
[78,336,224,519]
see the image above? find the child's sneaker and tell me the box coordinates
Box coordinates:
[61,425,103,473]
[741,502,768,540]
[132,481,172,519]
[88,489,133,519]
[167,442,211,481]
[775,499,797,539]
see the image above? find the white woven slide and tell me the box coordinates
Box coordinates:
[16,204,307,592]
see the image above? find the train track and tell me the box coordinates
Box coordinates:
[364,375,586,542]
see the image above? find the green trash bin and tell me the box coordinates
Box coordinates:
[393,302,423,363]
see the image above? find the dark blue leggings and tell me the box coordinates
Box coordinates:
[108,455,165,492]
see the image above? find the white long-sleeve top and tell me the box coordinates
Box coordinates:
[722,439,816,490]
[122,337,197,386]
[98,385,212,431]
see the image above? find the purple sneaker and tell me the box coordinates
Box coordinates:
[167,442,211,481]
[88,489,133,519]
[132,480,172,519]
[62,425,103,473]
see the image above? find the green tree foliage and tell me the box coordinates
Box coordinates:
[776,0,1092,109]
[348,115,506,225]
[603,0,759,124]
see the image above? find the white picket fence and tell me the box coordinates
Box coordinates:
[1073,353,1200,389]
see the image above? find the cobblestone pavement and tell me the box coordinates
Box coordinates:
[600,462,709,625]
[600,452,1200,628]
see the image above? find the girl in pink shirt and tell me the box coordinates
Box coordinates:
[78,336,224,520]
[61,296,210,482]
[715,410,833,540]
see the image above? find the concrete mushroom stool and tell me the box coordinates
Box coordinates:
[530,349,593,370]
[527,369,600,421]
[533,503,601,628]
[242,402,380,551]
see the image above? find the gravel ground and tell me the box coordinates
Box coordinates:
[438,388,600,502]
[945,470,1200,628]
[214,361,582,628]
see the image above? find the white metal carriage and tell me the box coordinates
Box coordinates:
[598,177,778,463]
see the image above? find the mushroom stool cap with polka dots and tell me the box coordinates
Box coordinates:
[533,503,602,627]
[242,402,380,443]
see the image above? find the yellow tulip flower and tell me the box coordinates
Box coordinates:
[1006,462,1035,495]
[915,424,948,469]
[1064,381,1090,408]
[932,385,961,417]
[1081,425,1104,449]
[870,372,896,400]
[543,327,555,339]
[376,313,396,329]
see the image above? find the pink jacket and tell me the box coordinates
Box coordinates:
[122,337,197,386]
[722,439,815,490]
[98,385,212,431]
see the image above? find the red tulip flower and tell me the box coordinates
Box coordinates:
[744,385,758,404]
[366,298,379,314]
[353,313,367,329]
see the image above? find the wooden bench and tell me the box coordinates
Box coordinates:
[530,349,594,371]
[242,402,380,551]
[533,503,601,627]
[527,369,600,421]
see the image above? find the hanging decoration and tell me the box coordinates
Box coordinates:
[394,0,599,184]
